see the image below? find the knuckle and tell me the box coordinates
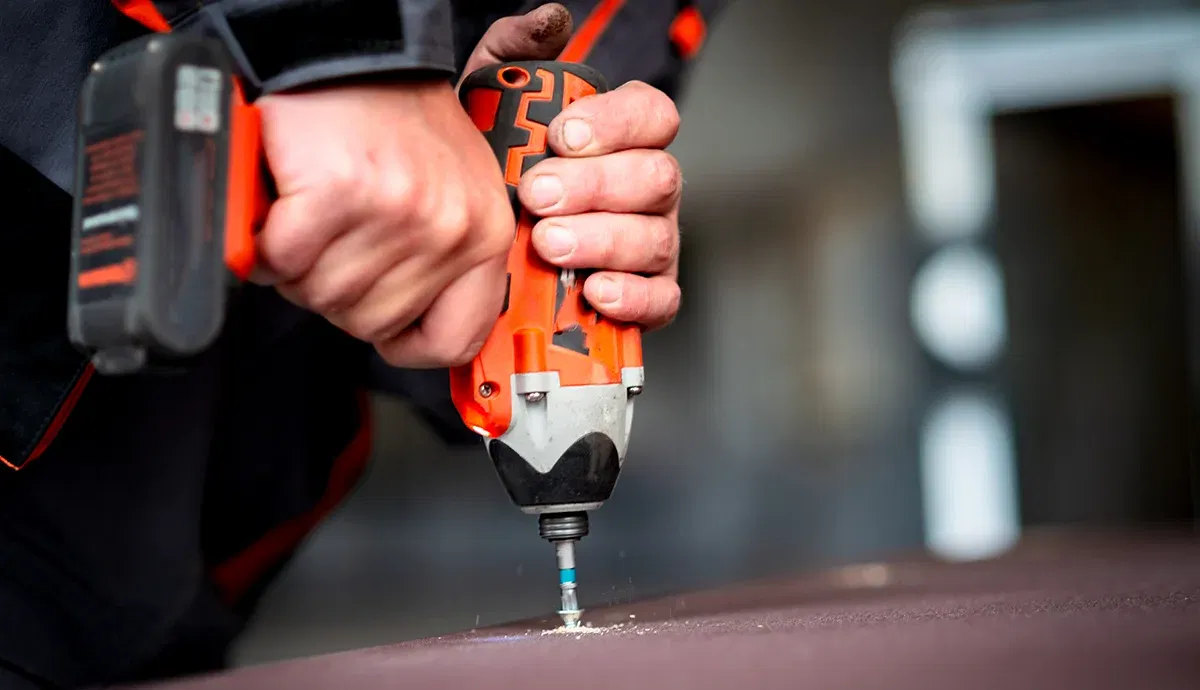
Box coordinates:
[373,166,420,221]
[649,219,678,269]
[598,225,618,264]
[665,280,682,314]
[646,153,682,202]
[428,196,472,254]
[655,96,682,134]
[655,281,683,328]
[628,82,677,131]
[619,112,640,150]
[577,216,614,265]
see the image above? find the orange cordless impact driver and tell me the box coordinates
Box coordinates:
[451,62,644,627]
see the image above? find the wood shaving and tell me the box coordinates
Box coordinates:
[541,624,606,636]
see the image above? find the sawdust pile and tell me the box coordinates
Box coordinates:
[540,621,634,638]
[541,625,605,636]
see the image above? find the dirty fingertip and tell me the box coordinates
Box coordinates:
[525,3,573,50]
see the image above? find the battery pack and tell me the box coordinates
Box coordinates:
[68,32,240,374]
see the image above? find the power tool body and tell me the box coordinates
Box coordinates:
[451,62,644,625]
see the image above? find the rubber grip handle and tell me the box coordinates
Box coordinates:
[461,61,605,189]
[450,61,644,440]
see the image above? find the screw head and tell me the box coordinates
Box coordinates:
[479,382,495,398]
[525,392,545,403]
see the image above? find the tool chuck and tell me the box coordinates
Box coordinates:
[540,512,588,627]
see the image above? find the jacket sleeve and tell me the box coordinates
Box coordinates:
[153,0,458,95]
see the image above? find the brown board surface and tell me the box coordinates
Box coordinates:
[127,532,1200,690]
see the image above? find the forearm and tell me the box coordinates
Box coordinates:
[148,0,458,95]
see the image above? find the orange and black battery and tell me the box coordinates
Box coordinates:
[67,31,265,374]
[450,61,645,520]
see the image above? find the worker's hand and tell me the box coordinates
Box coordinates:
[522,82,684,331]
[251,4,574,367]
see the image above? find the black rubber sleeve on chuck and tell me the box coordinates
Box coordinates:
[488,432,620,508]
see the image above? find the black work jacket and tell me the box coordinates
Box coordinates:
[0,1,722,688]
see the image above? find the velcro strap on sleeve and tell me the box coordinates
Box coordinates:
[223,0,405,83]
[177,0,456,95]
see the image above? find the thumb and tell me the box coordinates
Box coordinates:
[458,3,574,87]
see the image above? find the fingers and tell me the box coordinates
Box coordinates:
[254,183,363,283]
[377,255,509,367]
[518,149,681,216]
[547,81,681,157]
[584,272,681,331]
[532,212,678,274]
[321,258,444,344]
[514,78,683,331]
[274,213,411,313]
[459,3,573,81]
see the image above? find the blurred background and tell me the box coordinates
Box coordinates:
[234,0,1200,665]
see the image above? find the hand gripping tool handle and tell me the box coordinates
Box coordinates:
[450,61,644,516]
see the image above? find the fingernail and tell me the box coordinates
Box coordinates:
[561,119,592,151]
[541,223,576,260]
[529,174,564,210]
[591,275,621,306]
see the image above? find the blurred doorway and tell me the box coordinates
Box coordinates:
[993,97,1194,527]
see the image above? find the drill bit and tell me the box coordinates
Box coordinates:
[555,539,582,627]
